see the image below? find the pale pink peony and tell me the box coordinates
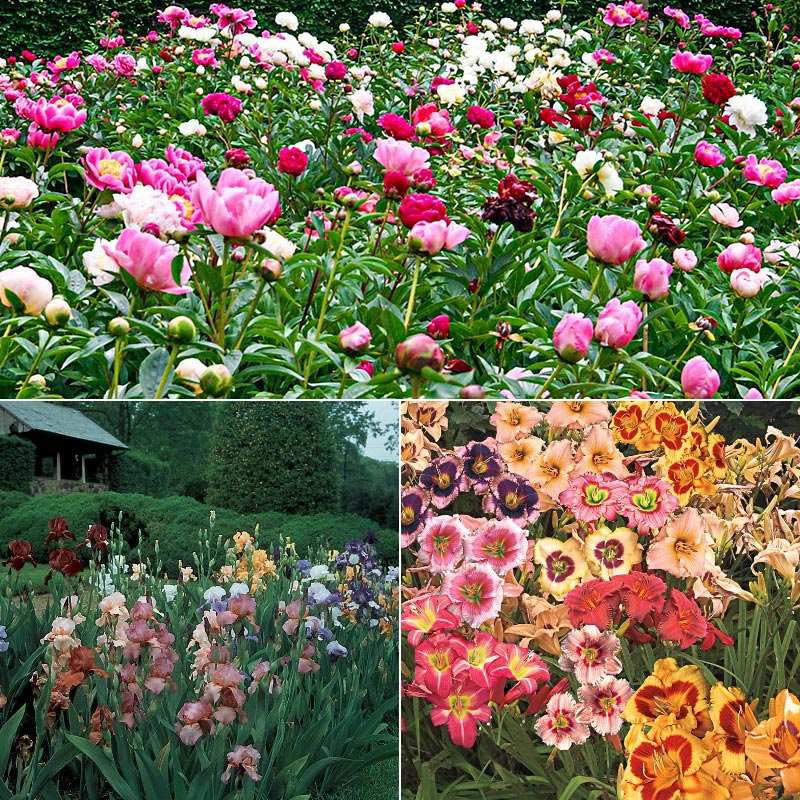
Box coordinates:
[586,214,646,265]
[373,138,430,176]
[730,267,762,298]
[192,168,281,239]
[633,257,673,300]
[709,202,742,228]
[717,242,761,273]
[673,248,698,272]
[772,179,800,205]
[0,266,53,315]
[553,312,593,363]
[408,219,470,255]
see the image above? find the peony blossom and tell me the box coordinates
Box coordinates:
[586,214,646,265]
[681,355,720,399]
[730,268,762,298]
[0,266,53,315]
[373,138,430,176]
[724,94,768,136]
[772,179,800,205]
[595,299,643,349]
[103,228,191,294]
[553,313,593,363]
[673,248,697,272]
[693,141,725,168]
[708,202,741,228]
[633,257,673,300]
[0,176,39,208]
[670,50,712,74]
[408,219,470,255]
[192,168,280,239]
[742,154,787,188]
[717,242,761,273]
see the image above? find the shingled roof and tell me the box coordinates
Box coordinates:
[0,402,128,449]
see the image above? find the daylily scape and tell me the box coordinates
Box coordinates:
[0,3,799,397]
[401,399,800,799]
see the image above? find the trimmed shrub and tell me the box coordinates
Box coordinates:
[0,491,397,574]
[208,403,342,516]
[0,490,31,512]
[109,451,171,498]
[0,0,760,62]
[0,436,34,493]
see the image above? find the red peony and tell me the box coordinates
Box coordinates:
[383,170,410,199]
[398,193,447,227]
[701,72,735,105]
[200,92,242,122]
[277,146,308,176]
[378,113,416,141]
[466,105,495,128]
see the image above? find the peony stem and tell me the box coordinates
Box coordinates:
[534,361,564,399]
[154,344,179,399]
[404,256,423,331]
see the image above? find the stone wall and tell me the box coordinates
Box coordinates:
[31,479,109,496]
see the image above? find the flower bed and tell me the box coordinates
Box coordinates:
[0,3,798,397]
[0,515,398,799]
[400,399,800,798]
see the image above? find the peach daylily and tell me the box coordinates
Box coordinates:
[751,537,800,581]
[505,593,572,657]
[490,402,543,442]
[401,427,431,471]
[544,400,610,429]
[497,436,544,480]
[647,508,708,579]
[405,400,450,441]
[527,438,575,500]
[575,425,629,479]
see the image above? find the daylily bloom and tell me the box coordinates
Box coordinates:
[441,561,504,627]
[563,578,621,629]
[533,692,592,749]
[417,515,469,573]
[464,518,527,574]
[429,682,492,748]
[414,632,459,696]
[615,571,667,623]
[622,476,681,534]
[493,642,550,703]
[544,400,610,430]
[401,595,460,646]
[708,683,758,775]
[419,455,464,508]
[489,402,543,442]
[655,589,708,648]
[559,625,622,685]
[579,676,633,735]
[574,425,628,479]
[583,525,642,578]
[450,632,502,689]
[484,475,540,524]
[401,487,432,547]
[456,442,504,494]
[534,537,590,600]
[745,688,800,793]
[623,657,712,735]
[647,508,708,577]
[527,439,575,500]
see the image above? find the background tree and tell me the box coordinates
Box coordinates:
[206,403,342,514]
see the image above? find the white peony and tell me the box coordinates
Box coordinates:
[349,88,374,120]
[114,184,184,236]
[724,94,768,137]
[275,11,299,30]
[83,238,120,286]
[573,150,624,196]
[368,11,391,27]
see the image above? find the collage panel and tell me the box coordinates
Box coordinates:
[401,399,800,799]
[0,400,399,800]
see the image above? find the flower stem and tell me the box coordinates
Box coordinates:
[16,331,52,397]
[661,332,701,386]
[154,345,179,399]
[232,277,267,352]
[302,209,352,389]
[770,324,800,398]
[404,256,423,331]
[534,361,564,399]
[587,262,603,302]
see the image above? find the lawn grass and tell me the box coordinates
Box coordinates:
[318,757,399,800]
[9,562,51,593]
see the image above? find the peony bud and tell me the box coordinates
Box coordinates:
[200,364,234,396]
[681,355,720,398]
[427,314,450,339]
[44,296,72,326]
[395,333,444,374]
[338,321,372,356]
[167,315,196,344]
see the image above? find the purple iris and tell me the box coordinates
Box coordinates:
[484,475,540,524]
[295,559,311,575]
[326,641,348,660]
[419,455,463,509]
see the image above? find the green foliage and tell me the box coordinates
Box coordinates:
[208,403,343,516]
[0,435,34,493]
[109,450,172,497]
[0,0,759,57]
[0,491,397,573]
[342,448,398,531]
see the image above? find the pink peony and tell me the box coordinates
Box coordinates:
[192,168,280,239]
[717,242,761,273]
[730,268,762,298]
[338,321,371,355]
[553,312,593,363]
[772,179,800,205]
[83,147,137,193]
[670,50,713,74]
[408,219,470,255]
[594,299,643,349]
[103,229,191,294]
[30,97,86,132]
[633,257,673,300]
[277,146,308,176]
[694,141,725,167]
[709,202,742,228]
[742,154,787,188]
[681,355,720,398]
[586,214,647,265]
[673,248,698,272]
[373,138,430,176]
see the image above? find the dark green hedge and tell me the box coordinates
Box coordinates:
[0,0,761,59]
[109,450,171,498]
[0,436,34,493]
[0,491,397,573]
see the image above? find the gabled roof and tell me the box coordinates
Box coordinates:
[0,402,128,449]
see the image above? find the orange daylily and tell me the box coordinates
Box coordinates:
[707,684,759,776]
[660,456,717,504]
[745,689,800,795]
[623,723,729,800]
[640,408,691,458]
[612,402,656,448]
[623,658,712,736]
[490,402,543,442]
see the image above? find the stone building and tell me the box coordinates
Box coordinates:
[0,402,127,495]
